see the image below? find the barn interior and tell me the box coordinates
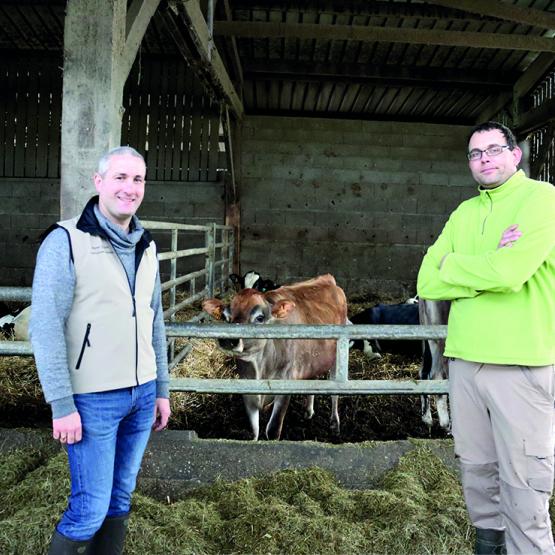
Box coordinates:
[1,0,554,436]
[1,0,554,296]
[1,2,555,552]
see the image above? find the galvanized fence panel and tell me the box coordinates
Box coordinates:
[141,220,234,369]
[164,322,449,395]
[0,263,448,396]
[0,219,234,372]
[0,287,32,303]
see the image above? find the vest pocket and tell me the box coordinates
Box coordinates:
[75,323,92,370]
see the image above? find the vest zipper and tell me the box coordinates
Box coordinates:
[133,295,139,386]
[75,323,91,370]
[109,239,141,388]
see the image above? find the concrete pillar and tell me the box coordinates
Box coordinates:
[60,0,127,219]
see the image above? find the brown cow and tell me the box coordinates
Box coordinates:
[202,274,348,440]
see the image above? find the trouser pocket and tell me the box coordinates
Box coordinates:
[524,439,554,494]
[519,365,555,404]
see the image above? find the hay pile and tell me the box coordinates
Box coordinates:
[0,356,50,427]
[0,443,476,554]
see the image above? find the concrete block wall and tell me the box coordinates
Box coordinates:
[240,116,475,298]
[0,179,225,286]
[0,178,59,286]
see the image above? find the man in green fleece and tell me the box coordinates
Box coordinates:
[417,121,555,555]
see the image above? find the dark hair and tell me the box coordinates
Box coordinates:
[467,121,517,150]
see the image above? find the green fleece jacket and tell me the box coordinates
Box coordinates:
[417,170,555,366]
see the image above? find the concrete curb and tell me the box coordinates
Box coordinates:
[0,428,459,501]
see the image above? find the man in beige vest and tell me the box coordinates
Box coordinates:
[31,146,171,555]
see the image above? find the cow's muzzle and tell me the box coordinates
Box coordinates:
[218,338,241,352]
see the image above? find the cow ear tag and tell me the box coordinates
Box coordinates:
[272,300,296,319]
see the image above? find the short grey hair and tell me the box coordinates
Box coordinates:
[97,146,146,177]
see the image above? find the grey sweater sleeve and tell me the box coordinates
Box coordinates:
[29,228,77,419]
[151,268,170,398]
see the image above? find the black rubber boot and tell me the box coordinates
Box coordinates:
[47,530,92,554]
[89,514,129,555]
[475,528,507,555]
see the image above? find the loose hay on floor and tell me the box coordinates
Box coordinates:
[0,443,478,555]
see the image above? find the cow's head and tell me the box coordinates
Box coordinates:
[202,289,295,356]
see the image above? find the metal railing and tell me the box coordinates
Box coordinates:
[141,220,234,369]
[0,287,32,303]
[163,322,449,395]
[0,219,235,370]
[0,262,449,396]
[0,320,448,394]
[141,220,234,317]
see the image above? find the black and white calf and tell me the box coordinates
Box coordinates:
[418,299,451,430]
[229,271,280,293]
[0,305,31,340]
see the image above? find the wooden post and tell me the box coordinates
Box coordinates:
[223,106,242,274]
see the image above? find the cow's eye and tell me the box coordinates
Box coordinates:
[255,314,265,323]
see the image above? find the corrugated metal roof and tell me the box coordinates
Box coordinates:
[213,0,555,125]
[1,0,554,126]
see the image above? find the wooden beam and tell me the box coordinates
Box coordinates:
[244,60,514,91]
[222,105,241,274]
[514,53,555,100]
[246,108,476,126]
[225,1,484,19]
[427,0,555,31]
[214,21,555,53]
[222,0,243,86]
[475,92,512,124]
[171,0,244,118]
[122,0,161,78]
[517,97,555,136]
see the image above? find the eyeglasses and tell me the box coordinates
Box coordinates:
[467,145,510,161]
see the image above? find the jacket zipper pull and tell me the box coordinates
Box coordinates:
[132,297,136,317]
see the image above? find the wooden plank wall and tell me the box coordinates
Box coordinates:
[122,57,223,182]
[0,56,62,179]
[528,68,555,184]
[0,56,223,182]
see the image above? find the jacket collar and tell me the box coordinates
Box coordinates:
[76,196,153,246]
[478,169,525,200]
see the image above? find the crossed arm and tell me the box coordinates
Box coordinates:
[417,216,533,301]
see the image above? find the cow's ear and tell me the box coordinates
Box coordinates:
[202,299,225,320]
[271,300,296,319]
[229,274,240,284]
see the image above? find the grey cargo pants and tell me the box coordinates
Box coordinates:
[449,358,555,555]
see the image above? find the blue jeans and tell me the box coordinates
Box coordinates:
[57,380,156,541]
